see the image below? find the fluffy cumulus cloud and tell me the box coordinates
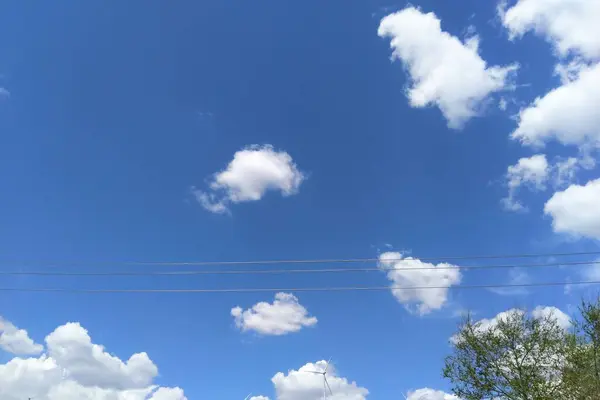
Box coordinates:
[510,63,600,148]
[500,0,600,61]
[407,388,459,400]
[466,306,570,336]
[45,322,158,390]
[378,7,517,128]
[502,154,549,211]
[0,318,186,400]
[271,360,368,400]
[544,178,600,240]
[0,316,44,355]
[378,252,462,315]
[231,293,317,336]
[193,144,305,214]
[500,0,600,150]
[497,0,600,232]
[501,153,595,211]
[531,306,571,330]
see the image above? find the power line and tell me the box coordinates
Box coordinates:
[123,250,600,266]
[5,250,600,268]
[0,280,598,293]
[1,260,600,277]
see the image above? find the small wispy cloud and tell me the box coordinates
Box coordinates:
[489,268,530,296]
[567,258,600,294]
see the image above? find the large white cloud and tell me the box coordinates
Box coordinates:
[510,62,600,148]
[231,293,317,336]
[407,388,459,400]
[500,1,600,226]
[470,306,570,334]
[271,360,368,400]
[378,252,462,315]
[0,316,44,355]
[450,306,570,346]
[531,306,571,331]
[0,318,187,400]
[500,0,600,61]
[378,7,517,128]
[544,177,600,240]
[45,322,158,390]
[193,144,305,214]
[502,154,549,211]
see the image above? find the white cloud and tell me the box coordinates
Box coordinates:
[567,259,600,291]
[580,257,600,281]
[544,177,600,240]
[192,191,229,214]
[531,306,571,330]
[45,380,156,400]
[0,316,44,355]
[452,306,571,344]
[193,145,305,214]
[148,388,187,400]
[249,397,270,400]
[271,360,368,400]
[45,322,157,390]
[500,0,600,61]
[501,1,600,171]
[407,388,459,400]
[378,252,462,315]
[489,268,530,296]
[502,154,549,211]
[553,157,579,187]
[506,154,550,189]
[511,62,600,149]
[498,97,509,111]
[378,7,518,128]
[454,309,522,341]
[0,321,186,400]
[231,293,317,336]
[501,153,595,211]
[554,59,590,85]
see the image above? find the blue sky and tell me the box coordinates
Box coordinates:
[0,0,599,399]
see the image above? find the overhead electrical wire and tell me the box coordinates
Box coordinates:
[124,250,600,266]
[2,250,597,295]
[0,280,598,294]
[1,260,600,277]
[7,250,600,268]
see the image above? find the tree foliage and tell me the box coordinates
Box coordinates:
[443,309,568,400]
[443,297,600,400]
[562,297,600,400]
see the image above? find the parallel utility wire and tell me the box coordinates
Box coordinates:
[0,280,599,293]
[7,250,600,268]
[1,260,600,276]
[2,250,598,294]
[128,250,600,266]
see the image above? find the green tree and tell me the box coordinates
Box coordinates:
[562,297,600,399]
[443,309,569,400]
